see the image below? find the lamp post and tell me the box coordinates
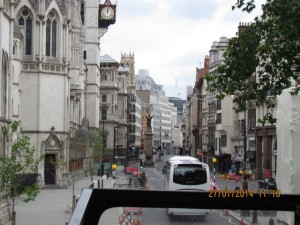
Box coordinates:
[242,110,248,190]
[113,126,117,164]
[212,157,217,189]
[100,119,105,177]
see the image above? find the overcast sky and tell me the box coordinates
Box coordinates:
[100,0,264,99]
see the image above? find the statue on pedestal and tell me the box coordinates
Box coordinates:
[146,114,153,129]
[143,107,154,167]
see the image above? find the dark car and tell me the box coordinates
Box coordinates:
[258,178,277,190]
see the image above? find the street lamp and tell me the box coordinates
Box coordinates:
[242,110,248,190]
[100,119,105,177]
[113,126,118,164]
[212,157,217,188]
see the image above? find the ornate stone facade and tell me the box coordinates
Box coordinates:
[0,0,113,223]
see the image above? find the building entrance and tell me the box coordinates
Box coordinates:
[44,154,56,185]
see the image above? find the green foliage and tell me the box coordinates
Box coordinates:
[232,0,256,12]
[207,0,300,124]
[21,184,40,203]
[89,128,106,160]
[0,121,43,204]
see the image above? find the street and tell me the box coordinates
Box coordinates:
[150,154,259,191]
[133,155,277,225]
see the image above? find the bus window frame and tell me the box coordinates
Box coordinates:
[68,188,300,225]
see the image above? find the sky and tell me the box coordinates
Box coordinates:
[100,0,264,99]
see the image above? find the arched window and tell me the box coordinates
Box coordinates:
[18,8,33,55]
[1,52,8,117]
[46,10,57,57]
[80,3,85,25]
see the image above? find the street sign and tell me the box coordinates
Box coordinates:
[273,149,277,156]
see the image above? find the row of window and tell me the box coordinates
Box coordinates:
[213,135,227,149]
[18,8,59,57]
[19,1,86,57]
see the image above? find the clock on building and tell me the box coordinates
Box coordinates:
[100,6,114,20]
[99,0,116,28]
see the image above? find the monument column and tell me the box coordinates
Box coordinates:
[144,114,154,167]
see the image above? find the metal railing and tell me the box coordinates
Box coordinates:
[68,189,300,225]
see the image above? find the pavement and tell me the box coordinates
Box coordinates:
[227,210,277,225]
[4,173,127,225]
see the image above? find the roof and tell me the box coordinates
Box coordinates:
[100,54,119,64]
[118,65,128,73]
[168,156,200,164]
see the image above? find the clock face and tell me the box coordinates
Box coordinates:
[101,6,114,20]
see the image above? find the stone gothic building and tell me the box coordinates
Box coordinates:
[0,0,115,222]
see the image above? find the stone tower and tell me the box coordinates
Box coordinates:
[120,52,136,88]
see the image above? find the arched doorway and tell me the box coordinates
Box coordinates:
[44,127,63,186]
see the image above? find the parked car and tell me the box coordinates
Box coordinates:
[258,178,277,190]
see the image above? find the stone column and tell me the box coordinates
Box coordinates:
[143,128,154,167]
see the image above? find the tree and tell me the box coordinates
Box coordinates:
[207,0,300,124]
[89,128,106,163]
[88,128,114,176]
[0,121,44,225]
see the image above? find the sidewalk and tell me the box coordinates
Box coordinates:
[228,210,277,225]
[4,175,118,225]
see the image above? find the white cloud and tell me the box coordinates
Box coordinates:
[100,0,265,99]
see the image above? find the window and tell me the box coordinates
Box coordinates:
[240,119,245,136]
[216,113,222,124]
[101,74,107,81]
[249,140,255,148]
[46,11,57,57]
[216,100,221,110]
[173,165,207,185]
[215,138,218,151]
[102,95,107,102]
[1,53,8,117]
[80,3,84,25]
[220,135,227,147]
[18,8,33,55]
[209,104,214,113]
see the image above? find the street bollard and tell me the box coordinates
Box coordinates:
[129,177,132,186]
[252,211,258,224]
[269,218,274,225]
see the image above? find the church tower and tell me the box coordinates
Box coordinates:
[120,52,135,89]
